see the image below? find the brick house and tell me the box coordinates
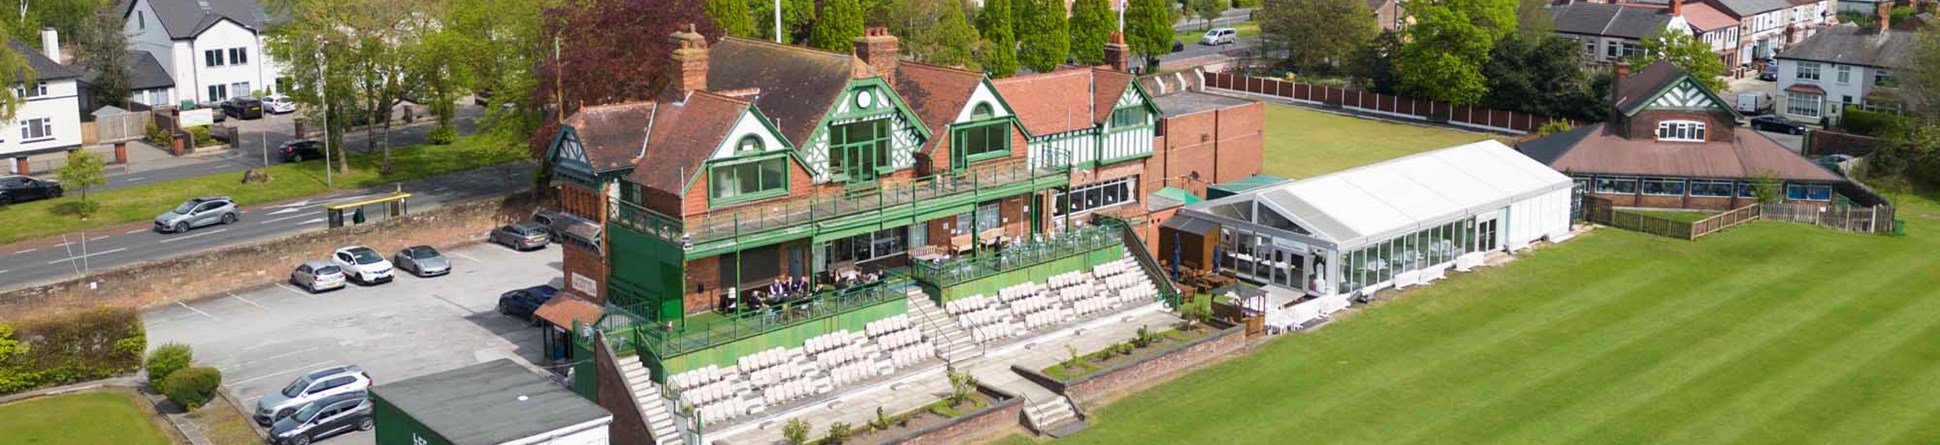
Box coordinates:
[1773,6,1920,123]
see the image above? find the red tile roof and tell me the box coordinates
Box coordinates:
[1784,83,1827,95]
[707,37,874,146]
[1542,123,1844,182]
[622,92,754,192]
[993,68,1109,135]
[563,102,660,173]
[1682,2,1739,31]
[534,295,604,328]
[892,61,986,151]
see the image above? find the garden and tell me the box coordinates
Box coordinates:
[0,390,177,445]
[1042,310,1215,381]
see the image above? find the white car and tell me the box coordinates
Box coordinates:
[1199,28,1237,45]
[254,365,372,426]
[331,245,394,285]
[264,94,298,114]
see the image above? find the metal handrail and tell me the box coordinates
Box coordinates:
[631,273,915,358]
[909,224,1121,287]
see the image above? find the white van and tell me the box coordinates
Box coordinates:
[1199,28,1238,45]
[1736,91,1773,113]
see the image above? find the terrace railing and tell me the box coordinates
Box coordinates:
[909,224,1121,288]
[1095,216,1185,308]
[628,271,915,358]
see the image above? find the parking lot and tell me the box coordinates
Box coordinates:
[144,241,563,445]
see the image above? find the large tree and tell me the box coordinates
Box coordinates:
[1260,0,1375,73]
[1348,30,1401,94]
[1628,29,1727,91]
[1483,33,1602,122]
[76,7,131,108]
[1869,24,1940,188]
[537,0,720,107]
[437,0,549,147]
[1516,0,1553,34]
[709,0,758,37]
[811,0,866,52]
[1188,0,1226,29]
[1397,0,1517,104]
[1016,0,1069,72]
[886,0,979,67]
[3,0,110,45]
[1124,0,1175,70]
[1067,0,1113,65]
[978,0,1019,77]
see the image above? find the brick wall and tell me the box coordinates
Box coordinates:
[875,385,1024,445]
[1625,110,1738,142]
[0,193,541,321]
[1806,129,1882,157]
[562,243,608,304]
[683,256,721,316]
[1061,323,1246,411]
[594,336,655,445]
[1213,103,1265,184]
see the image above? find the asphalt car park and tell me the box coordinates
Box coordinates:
[145,242,563,445]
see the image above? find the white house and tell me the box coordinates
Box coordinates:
[1703,0,1839,66]
[1775,18,1919,122]
[1549,2,1690,65]
[3,34,84,174]
[119,0,284,105]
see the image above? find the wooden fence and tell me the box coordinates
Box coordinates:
[1760,202,1898,235]
[1587,197,1898,239]
[1200,72,1563,134]
[81,110,150,144]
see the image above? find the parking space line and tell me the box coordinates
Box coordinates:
[13,248,34,254]
[232,360,336,386]
[158,229,228,244]
[274,283,314,298]
[449,252,484,263]
[219,347,321,372]
[89,235,108,241]
[177,301,217,320]
[228,292,264,308]
[125,229,145,234]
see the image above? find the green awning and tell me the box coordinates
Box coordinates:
[1207,174,1292,200]
[1147,186,1203,211]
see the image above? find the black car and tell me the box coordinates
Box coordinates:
[280,140,326,163]
[1757,71,1777,81]
[498,285,559,325]
[0,175,61,206]
[222,97,265,119]
[1750,115,1809,135]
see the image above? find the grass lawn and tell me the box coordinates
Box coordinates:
[1056,195,1940,445]
[1260,104,1496,179]
[1172,21,1260,44]
[0,391,175,445]
[0,134,525,245]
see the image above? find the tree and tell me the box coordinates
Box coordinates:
[1016,0,1069,73]
[945,366,979,405]
[709,0,758,37]
[1629,29,1726,91]
[1189,0,1226,29]
[782,418,811,445]
[1125,0,1175,70]
[1067,0,1113,65]
[890,0,980,67]
[1260,0,1375,73]
[978,0,1019,77]
[76,8,131,108]
[3,0,110,45]
[0,26,35,122]
[1348,30,1402,93]
[1484,33,1603,122]
[57,150,106,218]
[812,0,866,52]
[268,0,443,174]
[144,343,193,390]
[1515,0,1553,34]
[1397,0,1517,104]
[436,0,549,150]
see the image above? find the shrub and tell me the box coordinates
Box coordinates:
[145,343,194,390]
[187,127,218,146]
[1132,325,1158,348]
[1840,106,1899,137]
[0,307,145,395]
[144,122,172,144]
[782,418,811,445]
[427,125,457,145]
[946,367,979,406]
[1536,119,1573,136]
[160,366,222,409]
[869,406,889,430]
[826,421,854,444]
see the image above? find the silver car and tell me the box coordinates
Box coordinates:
[155,196,239,233]
[393,245,451,277]
[255,366,372,426]
[289,261,348,293]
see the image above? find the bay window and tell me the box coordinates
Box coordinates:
[1786,91,1822,117]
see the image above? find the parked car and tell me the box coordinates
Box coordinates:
[473,89,493,106]
[289,261,349,293]
[1757,70,1778,81]
[1735,91,1772,113]
[530,211,570,236]
[154,196,239,233]
[1199,28,1238,45]
[331,245,395,285]
[498,285,560,325]
[490,223,550,251]
[392,245,450,277]
[221,97,265,119]
[280,139,326,163]
[1171,40,1185,53]
[1750,115,1809,135]
[268,392,372,445]
[264,94,298,114]
[1814,154,1855,174]
[255,365,372,426]
[0,175,61,207]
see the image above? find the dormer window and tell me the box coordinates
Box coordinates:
[1656,120,1706,142]
[736,135,763,153]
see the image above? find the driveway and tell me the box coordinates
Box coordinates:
[1725,76,1809,154]
[144,242,563,445]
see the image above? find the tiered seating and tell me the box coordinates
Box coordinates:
[667,365,725,392]
[944,295,994,315]
[944,258,1169,346]
[866,314,937,370]
[758,375,824,407]
[681,374,751,426]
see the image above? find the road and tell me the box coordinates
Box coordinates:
[98,100,486,193]
[0,162,535,292]
[145,242,560,445]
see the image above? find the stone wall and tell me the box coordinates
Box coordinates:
[875,384,1024,445]
[1060,321,1246,411]
[0,193,542,321]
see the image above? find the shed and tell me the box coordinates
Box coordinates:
[371,359,612,445]
[1207,174,1291,200]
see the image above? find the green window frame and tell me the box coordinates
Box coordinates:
[708,154,790,206]
[828,118,892,183]
[1109,107,1145,128]
[950,119,1010,170]
[619,180,645,206]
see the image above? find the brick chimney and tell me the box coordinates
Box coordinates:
[39,28,59,64]
[1104,31,1131,72]
[670,24,708,95]
[1877,1,1892,32]
[854,27,900,79]
[1669,0,1682,16]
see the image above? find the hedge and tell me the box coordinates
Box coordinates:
[161,366,223,409]
[1840,106,1900,137]
[145,343,195,390]
[0,306,147,395]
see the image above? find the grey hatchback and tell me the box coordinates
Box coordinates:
[289,261,348,293]
[393,245,450,277]
[155,196,239,233]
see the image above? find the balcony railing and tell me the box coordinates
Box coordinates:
[909,223,1122,288]
[683,153,1070,246]
[626,271,915,358]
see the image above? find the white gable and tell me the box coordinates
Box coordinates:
[1650,79,1721,110]
[709,109,790,160]
[953,82,1013,123]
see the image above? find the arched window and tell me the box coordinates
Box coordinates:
[736,135,764,153]
[1655,120,1706,142]
[971,103,994,119]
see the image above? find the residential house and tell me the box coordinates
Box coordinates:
[1517,61,1861,210]
[1370,0,1409,32]
[1550,2,1690,65]
[80,51,176,111]
[1775,9,1919,122]
[1683,2,1744,67]
[1702,0,1838,66]
[119,0,285,105]
[3,35,84,174]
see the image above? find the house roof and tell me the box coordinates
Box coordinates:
[562,102,660,174]
[534,295,604,328]
[1682,2,1740,31]
[993,67,1137,135]
[371,360,610,445]
[8,40,79,80]
[1776,25,1920,69]
[1152,91,1254,118]
[1614,61,1714,116]
[1519,123,1844,182]
[84,50,173,90]
[706,37,869,146]
[620,92,756,192]
[892,61,986,151]
[119,0,270,40]
[1709,0,1794,17]
[1550,2,1676,39]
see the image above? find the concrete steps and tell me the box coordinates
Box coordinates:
[905,289,981,363]
[618,355,682,444]
[1024,395,1085,437]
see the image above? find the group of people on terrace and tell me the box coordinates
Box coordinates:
[718,270,894,317]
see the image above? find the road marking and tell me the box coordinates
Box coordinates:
[157,228,228,244]
[50,242,69,248]
[258,214,308,225]
[297,218,324,225]
[123,176,147,182]
[125,229,146,234]
[232,360,337,386]
[0,269,9,275]
[228,292,264,308]
[219,347,321,372]
[89,235,108,241]
[267,207,300,216]
[13,248,34,254]
[274,283,315,298]
[176,301,217,320]
[44,247,127,264]
[449,252,484,263]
